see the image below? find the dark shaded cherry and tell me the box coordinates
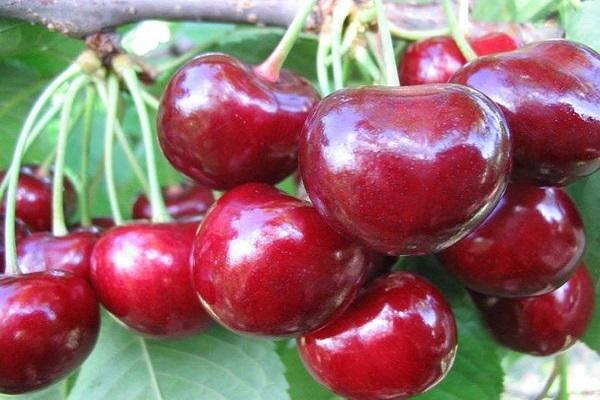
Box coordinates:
[91,221,212,338]
[298,271,457,400]
[17,230,99,281]
[71,217,115,232]
[132,183,214,220]
[191,183,372,337]
[158,53,320,190]
[0,271,100,394]
[0,214,30,274]
[451,39,600,185]
[300,84,511,255]
[0,165,77,231]
[399,33,519,85]
[471,264,595,356]
[365,254,397,283]
[439,183,585,297]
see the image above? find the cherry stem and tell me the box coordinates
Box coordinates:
[254,0,317,82]
[3,63,81,274]
[442,0,477,61]
[374,0,400,86]
[331,0,353,90]
[534,356,561,400]
[141,89,159,111]
[103,74,124,226]
[79,84,96,227]
[317,32,332,95]
[352,45,381,83]
[358,7,451,41]
[325,19,359,65]
[557,353,569,400]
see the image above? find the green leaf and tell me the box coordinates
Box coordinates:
[67,313,289,400]
[0,384,64,400]
[564,0,600,52]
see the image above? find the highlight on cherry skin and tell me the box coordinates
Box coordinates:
[299,83,511,255]
[191,182,373,337]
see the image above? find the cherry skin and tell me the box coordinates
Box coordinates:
[17,230,99,281]
[158,53,320,190]
[0,215,30,274]
[297,271,457,400]
[132,183,214,220]
[0,165,77,231]
[471,264,595,356]
[0,271,100,394]
[451,39,600,185]
[91,221,212,338]
[191,183,372,337]
[399,33,519,85]
[300,84,511,255]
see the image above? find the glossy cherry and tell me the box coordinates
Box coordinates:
[158,53,320,190]
[399,33,519,85]
[91,221,212,338]
[0,165,77,231]
[471,264,595,356]
[298,271,457,400]
[17,230,99,281]
[451,39,600,185]
[132,183,214,220]
[439,183,585,297]
[0,271,100,394]
[300,84,511,255]
[191,183,372,337]
[0,215,30,274]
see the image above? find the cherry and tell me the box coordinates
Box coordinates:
[451,39,600,185]
[0,271,100,394]
[158,53,320,190]
[17,230,99,281]
[191,183,372,337]
[439,183,585,297]
[91,221,212,338]
[0,165,77,231]
[300,84,511,255]
[71,217,115,231]
[399,33,519,85]
[471,264,595,356]
[297,271,457,400]
[132,183,214,220]
[0,215,30,274]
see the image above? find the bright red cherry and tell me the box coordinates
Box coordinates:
[0,215,30,274]
[158,53,320,190]
[300,84,511,255]
[132,183,214,220]
[0,271,100,394]
[91,222,212,338]
[399,33,519,85]
[0,165,77,231]
[191,183,372,337]
[298,271,457,400]
[439,184,585,297]
[451,39,600,185]
[17,230,99,281]
[471,264,595,356]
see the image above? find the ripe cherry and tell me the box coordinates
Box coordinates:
[300,84,511,255]
[17,230,99,281]
[451,39,600,185]
[298,271,457,400]
[191,183,372,337]
[132,183,214,220]
[0,215,30,274]
[0,271,100,394]
[0,165,77,231]
[158,53,320,190]
[471,264,595,356]
[399,33,519,85]
[439,183,585,297]
[91,221,212,338]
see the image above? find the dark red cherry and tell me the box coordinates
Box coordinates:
[365,254,397,283]
[298,271,457,400]
[439,184,585,297]
[191,183,372,337]
[399,33,519,85]
[0,271,100,394]
[300,84,511,255]
[471,264,595,356]
[451,39,600,185]
[132,183,214,220]
[0,165,77,231]
[0,215,30,274]
[158,53,320,190]
[91,222,212,338]
[17,230,99,281]
[70,217,115,231]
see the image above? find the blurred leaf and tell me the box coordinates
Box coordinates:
[564,0,600,52]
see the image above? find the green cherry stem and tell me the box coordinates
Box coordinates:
[79,84,96,227]
[254,0,318,82]
[330,0,353,90]
[374,0,400,86]
[141,89,160,111]
[352,46,381,83]
[442,0,476,61]
[389,24,450,41]
[103,74,124,226]
[557,353,569,400]
[317,32,332,95]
